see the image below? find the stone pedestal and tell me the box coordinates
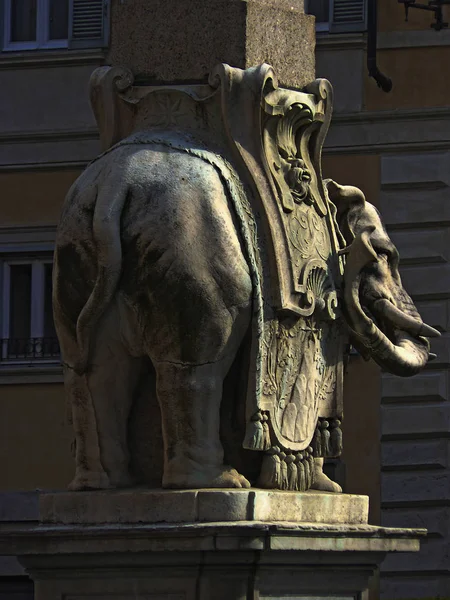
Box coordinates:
[0,490,425,600]
[106,0,315,88]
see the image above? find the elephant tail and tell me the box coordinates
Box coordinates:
[73,179,129,374]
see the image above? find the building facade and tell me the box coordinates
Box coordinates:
[0,1,449,598]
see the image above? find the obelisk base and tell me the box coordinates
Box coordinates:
[0,490,424,600]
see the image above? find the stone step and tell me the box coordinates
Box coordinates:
[40,489,369,525]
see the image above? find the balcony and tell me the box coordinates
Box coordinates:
[1,337,60,362]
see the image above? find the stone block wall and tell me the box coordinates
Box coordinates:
[379,152,450,598]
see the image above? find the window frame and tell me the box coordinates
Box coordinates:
[2,0,69,52]
[306,0,368,34]
[306,0,331,32]
[1,255,60,365]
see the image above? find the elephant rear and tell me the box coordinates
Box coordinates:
[54,141,253,372]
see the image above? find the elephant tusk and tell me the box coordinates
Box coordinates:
[428,353,438,362]
[372,299,441,339]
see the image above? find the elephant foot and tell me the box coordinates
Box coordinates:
[310,459,342,493]
[68,469,112,491]
[163,462,251,489]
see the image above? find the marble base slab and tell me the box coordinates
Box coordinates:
[0,517,425,600]
[40,489,369,525]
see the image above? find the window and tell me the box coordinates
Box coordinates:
[1,258,60,363]
[2,0,109,52]
[306,0,331,32]
[306,0,367,33]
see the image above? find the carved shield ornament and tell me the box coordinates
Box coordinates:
[209,64,346,454]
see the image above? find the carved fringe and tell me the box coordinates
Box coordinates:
[312,418,343,458]
[306,448,315,488]
[262,414,271,450]
[258,446,315,491]
[258,446,281,488]
[296,453,306,491]
[279,452,288,489]
[244,411,272,451]
[286,454,297,490]
[243,411,264,451]
[330,419,343,455]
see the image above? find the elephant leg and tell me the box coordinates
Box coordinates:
[155,359,250,489]
[66,305,142,490]
[65,367,111,491]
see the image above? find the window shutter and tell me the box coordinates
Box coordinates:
[68,0,109,49]
[330,0,367,33]
[0,0,5,51]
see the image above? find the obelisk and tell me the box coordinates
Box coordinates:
[107,0,315,88]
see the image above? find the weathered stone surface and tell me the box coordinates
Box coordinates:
[41,489,197,525]
[381,151,450,189]
[382,506,450,535]
[382,439,450,470]
[382,370,448,403]
[40,489,369,525]
[378,143,450,598]
[389,227,450,264]
[252,490,368,524]
[380,152,450,227]
[382,471,450,504]
[381,575,449,600]
[0,520,425,556]
[0,519,424,600]
[382,536,450,572]
[416,299,450,332]
[399,264,450,297]
[382,403,450,437]
[107,0,315,88]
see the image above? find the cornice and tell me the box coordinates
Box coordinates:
[332,106,450,125]
[0,364,63,384]
[0,49,106,70]
[315,32,366,50]
[324,107,450,155]
[0,127,99,144]
[0,225,57,254]
[378,29,450,49]
[0,224,57,241]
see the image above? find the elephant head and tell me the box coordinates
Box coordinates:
[326,180,440,377]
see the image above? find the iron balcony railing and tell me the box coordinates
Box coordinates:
[1,337,61,361]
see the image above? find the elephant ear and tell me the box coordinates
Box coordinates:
[325,179,366,245]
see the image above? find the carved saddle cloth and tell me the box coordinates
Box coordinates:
[91,63,347,462]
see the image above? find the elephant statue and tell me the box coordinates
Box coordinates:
[53,65,439,492]
[53,139,438,493]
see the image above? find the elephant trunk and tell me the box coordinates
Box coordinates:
[342,232,439,377]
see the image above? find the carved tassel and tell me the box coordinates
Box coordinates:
[243,411,264,451]
[258,446,281,488]
[312,424,321,457]
[262,413,271,450]
[306,447,315,488]
[279,451,288,490]
[330,419,343,456]
[286,453,297,490]
[296,452,306,492]
[304,452,311,490]
[321,420,331,456]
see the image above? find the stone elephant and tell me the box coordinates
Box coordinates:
[53,134,439,492]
